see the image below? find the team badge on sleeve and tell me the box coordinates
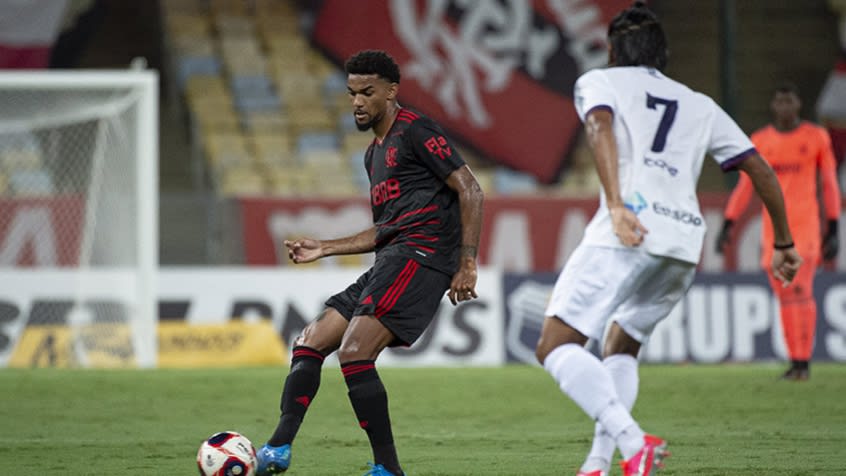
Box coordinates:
[424,136,452,160]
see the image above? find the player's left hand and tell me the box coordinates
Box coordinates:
[448,260,478,305]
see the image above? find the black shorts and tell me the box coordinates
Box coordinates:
[325,254,451,346]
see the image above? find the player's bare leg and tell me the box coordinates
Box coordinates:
[603,323,641,358]
[258,308,348,475]
[338,315,404,476]
[535,315,589,361]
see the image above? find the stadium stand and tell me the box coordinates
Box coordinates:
[11,0,831,267]
[160,0,602,199]
[159,1,841,201]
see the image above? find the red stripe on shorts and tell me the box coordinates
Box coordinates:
[376,259,419,319]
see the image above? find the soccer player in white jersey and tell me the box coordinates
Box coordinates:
[534,3,803,476]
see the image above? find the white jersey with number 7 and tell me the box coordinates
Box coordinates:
[574,65,755,264]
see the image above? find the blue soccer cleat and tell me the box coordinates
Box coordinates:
[256,443,291,475]
[362,462,405,476]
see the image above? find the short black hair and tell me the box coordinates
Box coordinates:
[774,81,800,97]
[344,50,401,84]
[608,1,668,71]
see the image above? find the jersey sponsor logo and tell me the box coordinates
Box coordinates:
[371,178,401,206]
[424,135,452,160]
[385,147,398,167]
[643,157,678,177]
[652,202,702,226]
[624,191,648,214]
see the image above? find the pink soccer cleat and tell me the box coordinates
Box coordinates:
[620,434,669,476]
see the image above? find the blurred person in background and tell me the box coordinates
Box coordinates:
[533,3,802,476]
[717,83,841,381]
[255,50,484,476]
[49,0,105,69]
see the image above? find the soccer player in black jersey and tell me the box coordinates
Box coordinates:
[255,50,484,476]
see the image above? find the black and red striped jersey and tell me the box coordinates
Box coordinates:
[363,107,466,275]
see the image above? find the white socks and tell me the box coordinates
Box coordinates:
[604,354,639,413]
[543,344,645,461]
[582,354,640,472]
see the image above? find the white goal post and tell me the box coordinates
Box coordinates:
[0,70,158,368]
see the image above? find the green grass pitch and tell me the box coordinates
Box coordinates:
[3,363,845,475]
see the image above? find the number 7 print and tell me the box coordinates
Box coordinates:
[646,93,678,153]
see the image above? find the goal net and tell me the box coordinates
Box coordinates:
[0,71,158,368]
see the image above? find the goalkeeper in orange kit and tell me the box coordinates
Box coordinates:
[717,83,841,380]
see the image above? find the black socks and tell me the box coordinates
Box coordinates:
[342,360,401,475]
[268,346,325,447]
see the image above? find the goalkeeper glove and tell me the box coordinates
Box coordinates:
[822,219,839,261]
[715,219,734,254]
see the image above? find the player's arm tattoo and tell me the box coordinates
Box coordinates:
[446,166,484,264]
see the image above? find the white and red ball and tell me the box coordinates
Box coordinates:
[196,431,257,476]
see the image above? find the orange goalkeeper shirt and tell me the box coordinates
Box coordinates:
[724,121,841,266]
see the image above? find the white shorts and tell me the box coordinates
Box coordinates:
[544,244,696,343]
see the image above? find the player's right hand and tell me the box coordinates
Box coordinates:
[609,205,648,247]
[284,238,323,264]
[771,247,802,287]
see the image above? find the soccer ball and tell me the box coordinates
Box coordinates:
[196,431,257,476]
